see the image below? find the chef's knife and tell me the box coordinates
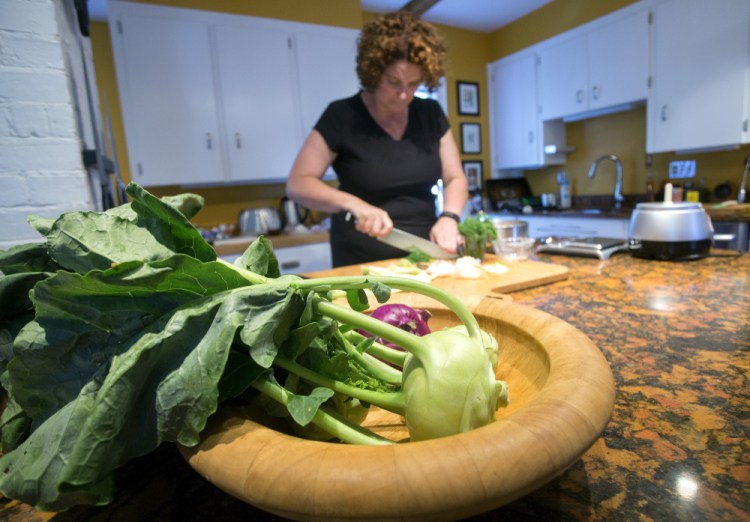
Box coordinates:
[344,211,456,259]
[377,227,457,259]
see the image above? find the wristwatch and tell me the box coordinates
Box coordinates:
[438,211,461,223]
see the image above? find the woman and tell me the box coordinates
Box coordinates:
[286,11,468,267]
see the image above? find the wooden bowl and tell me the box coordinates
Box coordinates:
[179,296,615,521]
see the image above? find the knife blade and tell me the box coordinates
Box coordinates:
[377,227,456,259]
[344,212,456,259]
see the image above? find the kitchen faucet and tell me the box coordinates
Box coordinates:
[588,154,625,208]
[739,154,749,204]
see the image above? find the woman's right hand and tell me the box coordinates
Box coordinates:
[349,203,393,238]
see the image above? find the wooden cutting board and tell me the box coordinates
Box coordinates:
[305,255,569,295]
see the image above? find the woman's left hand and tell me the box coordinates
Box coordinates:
[430,216,461,254]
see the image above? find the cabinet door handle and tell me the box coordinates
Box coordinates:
[280,260,301,270]
[206,133,213,150]
[592,85,600,100]
[661,105,668,122]
[235,133,242,149]
[576,89,584,104]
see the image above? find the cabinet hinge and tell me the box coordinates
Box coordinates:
[647,76,652,88]
[117,20,123,34]
[648,11,653,25]
[137,163,143,176]
[287,37,292,49]
[744,120,748,132]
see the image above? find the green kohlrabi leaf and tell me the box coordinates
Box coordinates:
[346,288,369,312]
[238,284,305,368]
[44,211,184,273]
[0,395,32,452]
[217,350,266,402]
[0,242,60,275]
[126,183,215,263]
[235,236,280,278]
[286,385,335,426]
[8,255,253,425]
[41,184,214,274]
[0,272,48,372]
[27,215,55,236]
[0,282,303,512]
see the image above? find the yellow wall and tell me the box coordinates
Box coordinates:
[90,1,493,228]
[91,0,749,230]
[489,0,750,201]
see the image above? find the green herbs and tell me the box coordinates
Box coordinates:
[458,215,497,260]
[0,183,507,512]
[458,214,497,242]
[405,249,432,263]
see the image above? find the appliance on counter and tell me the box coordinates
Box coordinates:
[627,183,716,261]
[280,197,310,227]
[536,237,630,260]
[486,178,533,212]
[237,207,282,236]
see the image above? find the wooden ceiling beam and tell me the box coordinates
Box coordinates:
[399,0,441,17]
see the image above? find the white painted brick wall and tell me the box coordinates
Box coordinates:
[0,0,95,251]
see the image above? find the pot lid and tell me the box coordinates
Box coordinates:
[635,201,703,211]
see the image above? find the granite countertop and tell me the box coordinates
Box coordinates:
[2,251,748,521]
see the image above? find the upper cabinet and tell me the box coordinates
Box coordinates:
[108,1,359,187]
[487,50,565,171]
[110,13,223,186]
[538,8,649,121]
[647,0,750,153]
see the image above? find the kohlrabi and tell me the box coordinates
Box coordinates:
[0,182,509,513]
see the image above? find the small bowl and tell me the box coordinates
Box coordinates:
[492,236,536,262]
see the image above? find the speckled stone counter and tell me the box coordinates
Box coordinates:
[2,251,748,521]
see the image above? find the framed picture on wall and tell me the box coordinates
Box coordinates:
[462,160,483,192]
[457,81,480,116]
[461,123,481,154]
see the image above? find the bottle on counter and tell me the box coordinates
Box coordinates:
[646,174,655,202]
[557,170,572,209]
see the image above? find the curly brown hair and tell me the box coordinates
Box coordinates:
[356,11,447,92]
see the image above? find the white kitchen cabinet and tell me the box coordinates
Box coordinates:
[109,1,358,187]
[647,0,750,153]
[295,30,361,138]
[487,51,566,171]
[294,29,361,178]
[538,8,649,121]
[214,24,301,183]
[110,13,223,186]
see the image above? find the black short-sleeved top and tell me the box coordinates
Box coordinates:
[315,93,450,266]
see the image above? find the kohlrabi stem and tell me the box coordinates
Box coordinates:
[217,258,270,285]
[316,300,432,362]
[251,378,393,445]
[334,329,402,385]
[343,331,407,367]
[296,275,483,346]
[274,356,406,416]
[221,260,482,348]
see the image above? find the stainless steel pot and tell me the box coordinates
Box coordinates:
[237,207,282,236]
[628,201,714,260]
[280,197,309,227]
[491,219,529,240]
